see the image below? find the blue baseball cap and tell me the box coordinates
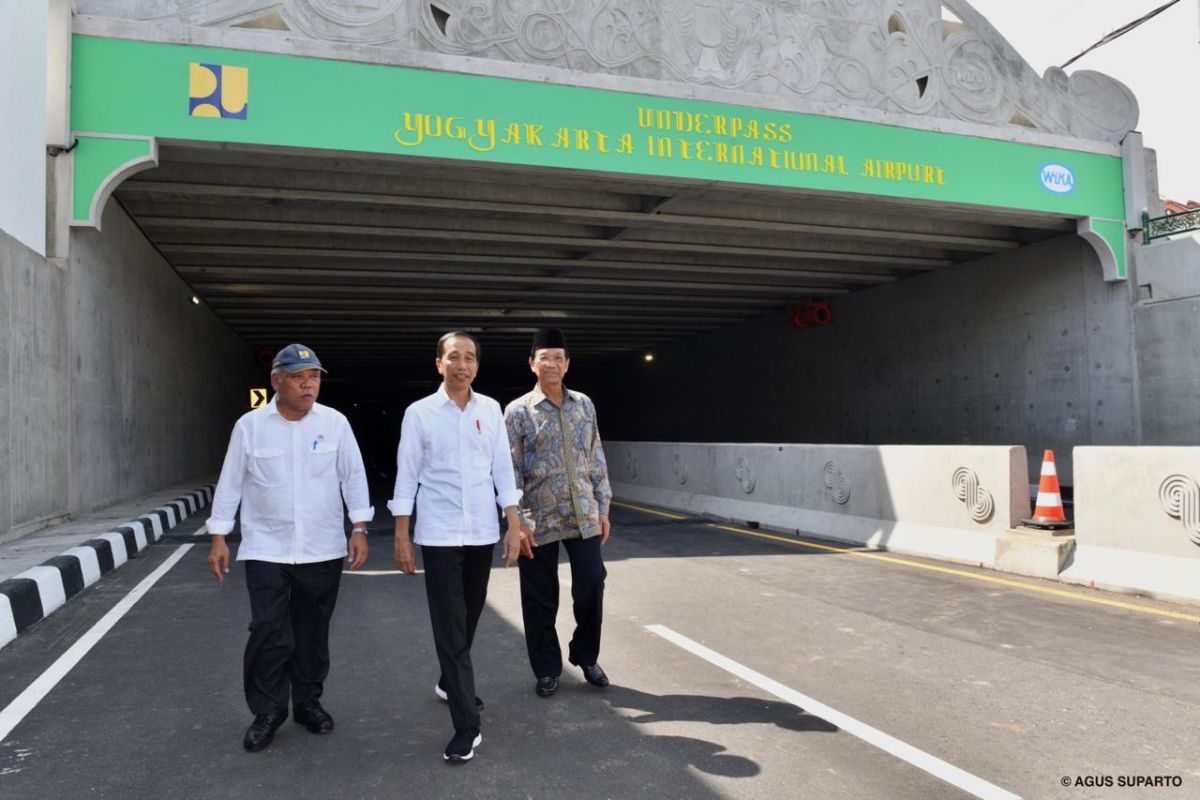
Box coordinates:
[272,344,326,373]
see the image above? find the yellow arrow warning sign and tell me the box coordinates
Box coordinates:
[249,388,268,408]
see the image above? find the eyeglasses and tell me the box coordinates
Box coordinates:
[534,354,567,365]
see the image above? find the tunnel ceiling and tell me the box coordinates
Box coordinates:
[116,140,1073,380]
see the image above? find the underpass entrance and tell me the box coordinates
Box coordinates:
[69,33,1130,411]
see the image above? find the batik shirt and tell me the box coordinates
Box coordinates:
[504,386,612,545]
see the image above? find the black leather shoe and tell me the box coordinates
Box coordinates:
[578,663,609,688]
[443,727,482,762]
[293,700,334,734]
[243,710,287,751]
[535,676,558,697]
[436,680,484,710]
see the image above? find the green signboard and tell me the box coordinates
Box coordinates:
[70,34,1128,277]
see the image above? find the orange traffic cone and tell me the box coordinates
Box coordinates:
[1022,450,1072,529]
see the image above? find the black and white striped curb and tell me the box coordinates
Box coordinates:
[0,485,213,649]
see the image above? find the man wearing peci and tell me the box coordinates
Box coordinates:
[207,344,373,752]
[390,331,532,762]
[504,327,614,698]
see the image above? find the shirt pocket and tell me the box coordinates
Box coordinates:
[565,406,593,450]
[469,417,496,474]
[250,448,286,487]
[309,442,338,479]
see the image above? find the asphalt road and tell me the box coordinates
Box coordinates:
[0,503,1197,799]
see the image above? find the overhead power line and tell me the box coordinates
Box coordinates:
[1059,0,1182,69]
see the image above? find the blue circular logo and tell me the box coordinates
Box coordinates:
[1040,163,1076,195]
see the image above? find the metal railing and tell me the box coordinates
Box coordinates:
[1143,208,1200,243]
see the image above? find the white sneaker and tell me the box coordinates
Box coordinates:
[443,728,482,762]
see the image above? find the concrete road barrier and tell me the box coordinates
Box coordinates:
[1065,447,1200,604]
[606,442,1029,567]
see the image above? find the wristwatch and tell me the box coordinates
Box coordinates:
[351,527,368,535]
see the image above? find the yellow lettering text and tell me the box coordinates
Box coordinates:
[468,118,496,152]
[501,122,522,145]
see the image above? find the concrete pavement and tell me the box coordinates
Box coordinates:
[0,504,1196,798]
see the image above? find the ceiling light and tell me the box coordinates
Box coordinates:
[644,353,655,363]
[190,295,200,305]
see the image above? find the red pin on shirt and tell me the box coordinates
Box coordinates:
[475,419,481,433]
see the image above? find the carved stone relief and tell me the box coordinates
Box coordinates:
[951,466,994,524]
[823,460,850,505]
[77,0,1139,143]
[1159,474,1200,548]
[287,0,411,43]
[672,452,688,486]
[734,456,756,494]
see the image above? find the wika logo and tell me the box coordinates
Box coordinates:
[189,63,248,119]
[1039,163,1075,195]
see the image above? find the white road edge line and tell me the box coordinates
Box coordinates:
[193,524,208,536]
[645,624,1022,800]
[0,544,195,743]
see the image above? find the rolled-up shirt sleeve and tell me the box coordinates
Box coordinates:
[587,401,613,516]
[206,420,247,536]
[337,419,374,524]
[504,406,526,501]
[387,405,422,517]
[491,404,522,510]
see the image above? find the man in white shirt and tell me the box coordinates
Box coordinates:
[390,331,531,763]
[207,344,373,753]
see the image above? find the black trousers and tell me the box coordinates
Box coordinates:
[243,558,343,716]
[518,535,606,679]
[421,543,494,731]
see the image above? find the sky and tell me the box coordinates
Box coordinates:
[969,0,1200,202]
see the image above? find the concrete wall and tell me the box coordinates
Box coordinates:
[1133,235,1200,446]
[1,204,257,540]
[66,202,258,512]
[0,1,48,253]
[0,232,69,538]
[593,235,1138,484]
[1135,296,1200,446]
[1136,234,1200,303]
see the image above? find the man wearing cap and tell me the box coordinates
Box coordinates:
[504,328,614,699]
[389,331,531,762]
[207,344,373,752]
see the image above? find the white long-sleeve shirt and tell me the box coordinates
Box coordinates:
[387,385,521,546]
[207,398,374,563]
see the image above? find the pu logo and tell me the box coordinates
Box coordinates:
[1039,163,1075,195]
[189,63,248,119]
